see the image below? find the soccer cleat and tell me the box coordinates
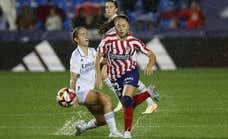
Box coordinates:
[113,101,123,112]
[148,85,160,101]
[109,130,123,138]
[142,102,158,114]
[75,121,87,136]
[123,131,132,138]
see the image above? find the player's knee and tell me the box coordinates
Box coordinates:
[102,95,112,108]
[123,95,133,107]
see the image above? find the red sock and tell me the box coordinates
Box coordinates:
[133,91,150,108]
[124,106,133,131]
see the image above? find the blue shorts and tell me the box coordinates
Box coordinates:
[111,68,139,99]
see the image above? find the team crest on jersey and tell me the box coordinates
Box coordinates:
[80,62,95,73]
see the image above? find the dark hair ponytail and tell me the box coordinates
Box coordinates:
[98,0,119,35]
[98,20,115,35]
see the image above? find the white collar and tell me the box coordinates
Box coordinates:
[77,46,88,57]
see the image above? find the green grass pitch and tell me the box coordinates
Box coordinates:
[0,69,228,139]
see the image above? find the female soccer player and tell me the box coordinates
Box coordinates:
[69,26,122,137]
[99,0,159,114]
[95,15,157,138]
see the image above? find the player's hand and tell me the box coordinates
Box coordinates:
[95,74,103,89]
[144,66,153,76]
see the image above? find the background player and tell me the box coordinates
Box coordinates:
[95,15,158,138]
[69,26,122,137]
[99,0,159,114]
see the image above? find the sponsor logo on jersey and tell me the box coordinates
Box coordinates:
[80,62,95,73]
[109,53,130,60]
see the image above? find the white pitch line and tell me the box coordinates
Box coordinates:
[1,107,227,117]
[158,108,228,112]
[135,125,228,128]
[0,126,53,129]
[0,112,77,117]
[132,114,145,132]
[1,125,226,130]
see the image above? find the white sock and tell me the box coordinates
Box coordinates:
[137,80,147,92]
[137,81,154,106]
[147,86,157,97]
[104,112,118,133]
[146,97,153,106]
[85,119,96,130]
[103,78,116,93]
[103,78,120,100]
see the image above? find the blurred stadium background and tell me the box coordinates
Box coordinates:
[0,0,228,139]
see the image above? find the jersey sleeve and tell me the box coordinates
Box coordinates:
[132,38,150,55]
[97,38,107,55]
[70,52,81,74]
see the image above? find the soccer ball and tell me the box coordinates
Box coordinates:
[56,87,77,107]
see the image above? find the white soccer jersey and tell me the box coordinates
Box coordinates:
[70,46,96,103]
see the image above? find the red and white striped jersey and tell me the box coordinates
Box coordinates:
[97,32,150,80]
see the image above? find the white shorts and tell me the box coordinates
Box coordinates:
[75,87,90,104]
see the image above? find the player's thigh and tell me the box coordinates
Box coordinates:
[84,90,100,105]
[86,104,104,115]
[97,90,112,105]
[123,84,136,97]
[101,64,108,80]
[84,90,111,106]
[85,91,105,117]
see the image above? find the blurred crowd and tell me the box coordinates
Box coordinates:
[0,0,205,31]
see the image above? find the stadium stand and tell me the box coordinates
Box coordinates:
[11,0,206,31]
[0,0,227,35]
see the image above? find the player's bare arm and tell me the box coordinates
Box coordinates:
[144,51,156,76]
[70,72,78,91]
[95,52,103,89]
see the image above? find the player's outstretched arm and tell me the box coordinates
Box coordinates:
[70,72,78,91]
[95,52,103,89]
[144,51,156,76]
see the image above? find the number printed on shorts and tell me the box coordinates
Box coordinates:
[112,82,122,98]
